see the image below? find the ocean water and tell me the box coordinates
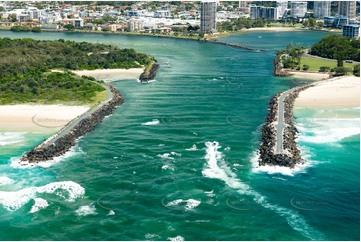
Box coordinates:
[0,30,359,241]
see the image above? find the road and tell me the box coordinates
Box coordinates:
[274,90,289,154]
[38,83,113,149]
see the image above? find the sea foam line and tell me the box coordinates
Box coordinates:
[202,141,325,240]
[0,181,85,212]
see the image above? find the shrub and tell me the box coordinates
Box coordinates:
[353,64,360,77]
[302,64,310,71]
[319,66,330,72]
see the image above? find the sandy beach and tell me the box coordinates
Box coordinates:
[289,71,330,81]
[0,105,89,132]
[240,27,302,32]
[295,76,360,108]
[73,68,143,81]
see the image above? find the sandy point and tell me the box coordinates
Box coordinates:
[295,75,360,108]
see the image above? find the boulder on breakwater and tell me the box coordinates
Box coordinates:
[258,85,313,168]
[139,62,159,82]
[21,86,123,163]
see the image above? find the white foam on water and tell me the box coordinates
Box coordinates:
[204,190,215,197]
[170,152,181,157]
[145,233,161,240]
[159,144,165,147]
[202,141,325,240]
[162,164,175,171]
[157,153,174,160]
[166,199,183,207]
[75,204,97,216]
[224,146,231,151]
[250,151,311,176]
[107,210,115,216]
[168,235,184,241]
[142,119,160,126]
[166,199,201,210]
[137,79,156,83]
[0,132,27,146]
[0,181,85,212]
[296,118,360,144]
[184,199,201,210]
[185,144,198,151]
[10,146,82,169]
[0,176,14,186]
[29,198,49,213]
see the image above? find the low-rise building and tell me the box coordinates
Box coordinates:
[323,15,349,28]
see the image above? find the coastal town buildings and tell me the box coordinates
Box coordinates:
[200,1,217,32]
[324,15,349,28]
[290,1,308,18]
[338,0,357,20]
[342,23,360,38]
[127,18,143,32]
[250,5,277,20]
[276,1,288,19]
[313,1,331,19]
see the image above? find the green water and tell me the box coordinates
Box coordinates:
[0,31,359,241]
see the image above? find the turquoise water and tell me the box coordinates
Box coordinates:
[0,31,359,241]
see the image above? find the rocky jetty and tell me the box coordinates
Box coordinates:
[21,86,123,163]
[139,62,159,82]
[209,40,266,52]
[258,85,313,168]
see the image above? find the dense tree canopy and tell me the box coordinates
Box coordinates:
[0,38,154,104]
[310,35,360,62]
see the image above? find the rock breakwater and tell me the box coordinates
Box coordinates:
[259,85,313,168]
[21,86,123,163]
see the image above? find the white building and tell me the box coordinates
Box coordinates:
[313,1,331,19]
[276,1,288,19]
[200,1,217,33]
[154,10,171,18]
[338,1,357,20]
[127,18,143,32]
[290,1,307,18]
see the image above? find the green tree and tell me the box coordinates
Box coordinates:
[308,17,316,29]
[316,21,323,29]
[64,24,75,31]
[353,64,360,77]
[31,26,42,32]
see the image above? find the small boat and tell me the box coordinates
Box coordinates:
[164,60,170,68]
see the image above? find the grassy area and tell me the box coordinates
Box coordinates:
[268,23,303,28]
[143,60,155,75]
[300,56,354,72]
[91,90,108,103]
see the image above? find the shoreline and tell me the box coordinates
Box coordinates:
[288,71,330,81]
[294,75,360,108]
[73,68,143,81]
[0,104,90,133]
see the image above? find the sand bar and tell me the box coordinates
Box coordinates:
[0,105,89,132]
[289,71,330,81]
[73,68,143,81]
[295,76,360,108]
